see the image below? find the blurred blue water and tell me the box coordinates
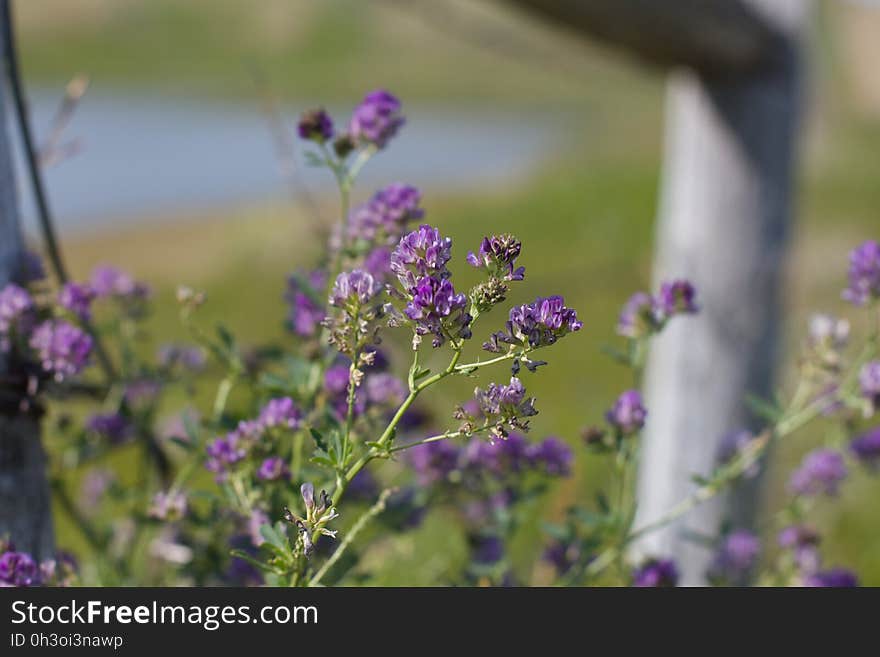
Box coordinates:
[16,89,562,235]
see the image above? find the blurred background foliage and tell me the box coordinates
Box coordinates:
[14,0,880,583]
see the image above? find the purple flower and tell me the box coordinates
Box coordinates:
[656,279,698,317]
[789,448,847,497]
[258,397,302,430]
[466,234,525,281]
[329,269,382,308]
[484,296,582,353]
[297,108,334,142]
[348,89,404,149]
[606,390,647,435]
[57,282,95,321]
[348,183,424,247]
[390,224,453,290]
[0,551,41,587]
[0,283,34,347]
[527,436,573,476]
[709,530,760,581]
[324,364,351,396]
[157,344,206,371]
[474,377,538,438]
[842,240,880,306]
[205,433,247,481]
[403,275,472,347]
[778,525,821,573]
[90,265,150,300]
[28,319,92,380]
[85,413,132,444]
[464,432,531,474]
[409,440,460,485]
[850,426,880,468]
[257,457,291,481]
[804,568,858,587]
[148,490,188,521]
[365,372,407,407]
[363,247,392,280]
[616,292,656,339]
[859,361,880,412]
[632,558,678,587]
[285,270,326,337]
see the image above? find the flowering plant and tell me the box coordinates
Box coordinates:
[1,90,878,587]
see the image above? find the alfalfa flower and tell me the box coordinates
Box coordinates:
[842,240,880,306]
[348,89,404,149]
[473,376,538,440]
[605,389,647,435]
[297,108,334,143]
[29,319,93,381]
[789,448,847,497]
[283,483,339,557]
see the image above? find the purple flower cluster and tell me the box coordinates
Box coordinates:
[803,568,858,587]
[617,279,698,339]
[205,397,301,480]
[90,265,150,300]
[778,525,821,573]
[467,234,525,282]
[297,108,334,143]
[58,282,95,321]
[483,296,582,354]
[605,389,647,435]
[329,269,382,309]
[348,183,424,249]
[0,550,41,587]
[850,426,880,468]
[789,448,847,497]
[632,558,679,587]
[403,276,471,347]
[85,412,132,444]
[285,269,327,337]
[0,283,34,349]
[348,89,404,149]
[29,319,93,381]
[473,377,538,438]
[390,224,453,289]
[257,456,291,481]
[708,530,760,582]
[860,361,880,413]
[842,240,880,306]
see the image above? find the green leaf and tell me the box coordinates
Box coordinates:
[259,523,288,553]
[229,549,283,575]
[309,427,328,451]
[745,393,783,422]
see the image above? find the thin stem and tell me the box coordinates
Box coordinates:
[389,425,491,454]
[212,376,235,424]
[308,487,395,587]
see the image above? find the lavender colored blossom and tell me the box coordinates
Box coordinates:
[157,344,206,371]
[464,432,531,474]
[205,433,247,481]
[616,292,656,339]
[348,183,423,247]
[605,390,647,435]
[709,530,760,581]
[632,558,679,587]
[474,377,538,438]
[258,397,302,430]
[363,247,392,280]
[390,224,453,290]
[527,436,573,476]
[656,279,698,317]
[0,283,34,347]
[0,551,41,587]
[324,364,351,396]
[90,265,150,300]
[859,361,880,411]
[789,448,847,497]
[403,275,472,347]
[850,426,880,468]
[85,413,132,444]
[483,296,582,353]
[466,234,525,281]
[29,319,92,380]
[329,269,382,308]
[409,440,460,485]
[842,240,880,306]
[365,372,407,407]
[285,270,327,337]
[257,456,291,481]
[148,490,188,521]
[297,108,334,142]
[778,525,821,573]
[348,89,404,148]
[804,568,858,587]
[57,282,95,322]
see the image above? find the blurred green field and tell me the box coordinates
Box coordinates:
[16,0,880,583]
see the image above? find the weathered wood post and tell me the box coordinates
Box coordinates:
[633,0,809,584]
[503,0,809,583]
[0,9,55,559]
